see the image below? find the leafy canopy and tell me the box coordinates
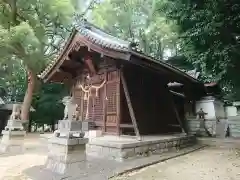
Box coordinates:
[0,0,74,72]
[91,0,178,59]
[157,0,240,100]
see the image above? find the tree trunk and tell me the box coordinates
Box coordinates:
[21,70,35,122]
[51,121,55,132]
[28,118,32,132]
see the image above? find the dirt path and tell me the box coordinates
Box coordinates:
[114,147,240,180]
[0,134,47,180]
[0,154,46,180]
[0,134,239,180]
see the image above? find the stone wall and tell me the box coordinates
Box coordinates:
[187,117,240,138]
[187,119,217,136]
[86,135,196,162]
[228,116,240,138]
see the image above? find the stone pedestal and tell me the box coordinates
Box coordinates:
[5,120,24,131]
[0,119,26,153]
[54,120,85,138]
[85,130,102,139]
[45,137,88,174]
[228,116,240,138]
[197,120,208,136]
[0,130,26,153]
[187,118,217,136]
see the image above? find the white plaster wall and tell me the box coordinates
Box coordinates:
[237,108,240,115]
[214,100,225,119]
[225,106,237,117]
[196,100,216,119]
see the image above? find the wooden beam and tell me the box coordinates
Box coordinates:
[120,70,141,141]
[130,56,202,87]
[169,91,188,134]
[84,55,97,75]
[116,70,121,135]
[170,90,185,98]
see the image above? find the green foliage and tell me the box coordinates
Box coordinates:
[167,56,194,70]
[91,0,178,59]
[0,0,75,72]
[157,0,240,100]
[31,83,67,125]
[0,58,27,101]
[0,0,76,125]
[0,0,98,126]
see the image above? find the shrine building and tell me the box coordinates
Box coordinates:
[38,20,210,161]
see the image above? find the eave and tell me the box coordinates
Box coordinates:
[38,20,204,89]
[38,29,78,82]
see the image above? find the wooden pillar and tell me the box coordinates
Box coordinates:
[121,70,141,141]
[169,91,187,134]
[116,70,121,135]
[103,71,107,133]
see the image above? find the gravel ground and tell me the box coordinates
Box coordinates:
[0,134,239,180]
[0,134,47,180]
[113,147,240,180]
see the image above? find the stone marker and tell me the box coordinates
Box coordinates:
[0,104,26,153]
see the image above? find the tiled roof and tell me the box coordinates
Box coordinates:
[75,20,131,52]
[38,29,78,80]
[38,20,201,84]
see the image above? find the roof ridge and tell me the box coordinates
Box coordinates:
[74,19,131,48]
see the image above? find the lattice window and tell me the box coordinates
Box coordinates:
[91,88,104,122]
[106,82,117,113]
[106,115,117,123]
[107,71,118,81]
[73,89,82,104]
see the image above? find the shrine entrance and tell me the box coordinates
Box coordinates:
[73,70,120,135]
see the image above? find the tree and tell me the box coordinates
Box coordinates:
[167,55,194,71]
[0,0,75,121]
[0,59,27,102]
[31,83,67,131]
[157,0,240,100]
[91,0,178,59]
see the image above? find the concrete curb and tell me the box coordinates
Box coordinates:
[110,144,207,179]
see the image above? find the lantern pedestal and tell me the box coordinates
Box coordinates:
[0,120,26,153]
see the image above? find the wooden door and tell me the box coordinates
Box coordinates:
[104,70,120,134]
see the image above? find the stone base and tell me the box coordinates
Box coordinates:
[0,130,26,153]
[45,136,88,174]
[85,130,102,139]
[86,135,196,162]
[4,120,24,131]
[187,119,217,136]
[228,116,240,138]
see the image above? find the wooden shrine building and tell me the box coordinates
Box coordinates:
[38,20,206,137]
